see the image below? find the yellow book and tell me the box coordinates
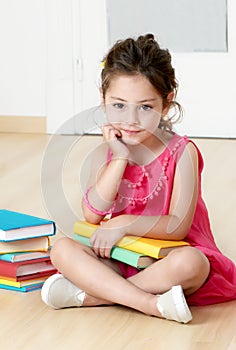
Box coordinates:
[74,221,189,259]
[0,276,49,288]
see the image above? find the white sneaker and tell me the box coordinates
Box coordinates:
[41,273,86,309]
[157,285,192,324]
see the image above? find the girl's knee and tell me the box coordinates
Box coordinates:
[169,246,210,281]
[50,237,84,266]
[50,237,70,265]
[50,236,94,267]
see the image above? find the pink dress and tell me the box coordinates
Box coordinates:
[110,134,236,306]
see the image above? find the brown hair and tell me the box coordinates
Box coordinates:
[101,34,182,131]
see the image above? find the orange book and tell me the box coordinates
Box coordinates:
[0,236,50,254]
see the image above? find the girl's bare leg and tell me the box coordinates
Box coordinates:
[50,237,159,316]
[49,237,210,317]
[129,246,210,296]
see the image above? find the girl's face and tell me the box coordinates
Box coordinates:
[103,74,170,145]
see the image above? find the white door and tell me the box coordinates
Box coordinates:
[46,0,78,133]
[46,0,107,134]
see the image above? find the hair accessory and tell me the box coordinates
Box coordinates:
[100,60,106,68]
[83,186,116,216]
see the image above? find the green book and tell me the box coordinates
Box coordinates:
[72,234,156,269]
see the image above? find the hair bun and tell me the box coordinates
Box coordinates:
[138,33,155,41]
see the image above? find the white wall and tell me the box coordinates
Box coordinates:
[77,0,236,138]
[0,0,46,117]
[0,0,235,137]
[173,0,236,137]
[172,0,236,137]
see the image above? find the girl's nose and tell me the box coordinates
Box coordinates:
[127,104,139,124]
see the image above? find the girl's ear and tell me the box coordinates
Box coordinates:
[167,91,175,103]
[163,91,175,115]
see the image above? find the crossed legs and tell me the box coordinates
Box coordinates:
[44,237,210,318]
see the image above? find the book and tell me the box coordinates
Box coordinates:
[74,221,190,259]
[73,233,156,268]
[0,283,45,292]
[0,209,56,241]
[0,276,49,288]
[0,270,57,282]
[0,236,50,254]
[0,249,51,262]
[0,257,56,280]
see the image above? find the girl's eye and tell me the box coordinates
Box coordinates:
[113,103,124,109]
[140,104,152,111]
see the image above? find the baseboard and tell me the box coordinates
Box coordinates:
[0,116,46,133]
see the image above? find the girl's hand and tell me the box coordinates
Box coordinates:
[101,124,129,159]
[89,218,126,258]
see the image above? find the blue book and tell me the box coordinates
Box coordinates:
[0,249,51,262]
[0,209,56,242]
[0,282,44,292]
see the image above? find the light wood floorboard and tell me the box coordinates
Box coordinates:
[0,133,235,350]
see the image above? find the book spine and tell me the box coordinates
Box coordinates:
[0,254,14,262]
[0,278,21,287]
[74,222,97,237]
[0,283,44,292]
[110,246,141,268]
[118,237,160,258]
[0,236,50,254]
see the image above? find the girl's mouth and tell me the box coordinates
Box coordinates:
[122,129,141,135]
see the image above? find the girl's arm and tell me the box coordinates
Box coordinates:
[104,142,199,241]
[82,155,127,224]
[82,126,129,224]
[89,142,199,258]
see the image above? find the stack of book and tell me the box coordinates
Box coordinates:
[73,221,190,269]
[0,209,57,292]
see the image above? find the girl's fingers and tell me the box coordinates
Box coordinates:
[104,247,111,259]
[98,244,111,259]
[91,239,111,259]
[91,238,100,256]
[102,125,121,141]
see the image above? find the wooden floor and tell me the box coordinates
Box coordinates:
[0,133,236,350]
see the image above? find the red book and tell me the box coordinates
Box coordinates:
[0,257,57,280]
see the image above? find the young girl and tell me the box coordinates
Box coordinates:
[41,34,236,323]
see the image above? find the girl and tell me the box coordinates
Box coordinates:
[41,34,236,323]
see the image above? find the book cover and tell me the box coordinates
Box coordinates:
[0,276,49,288]
[73,233,156,268]
[0,257,56,279]
[0,269,57,282]
[0,236,50,254]
[0,249,51,262]
[0,282,44,292]
[74,221,189,259]
[0,209,56,241]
